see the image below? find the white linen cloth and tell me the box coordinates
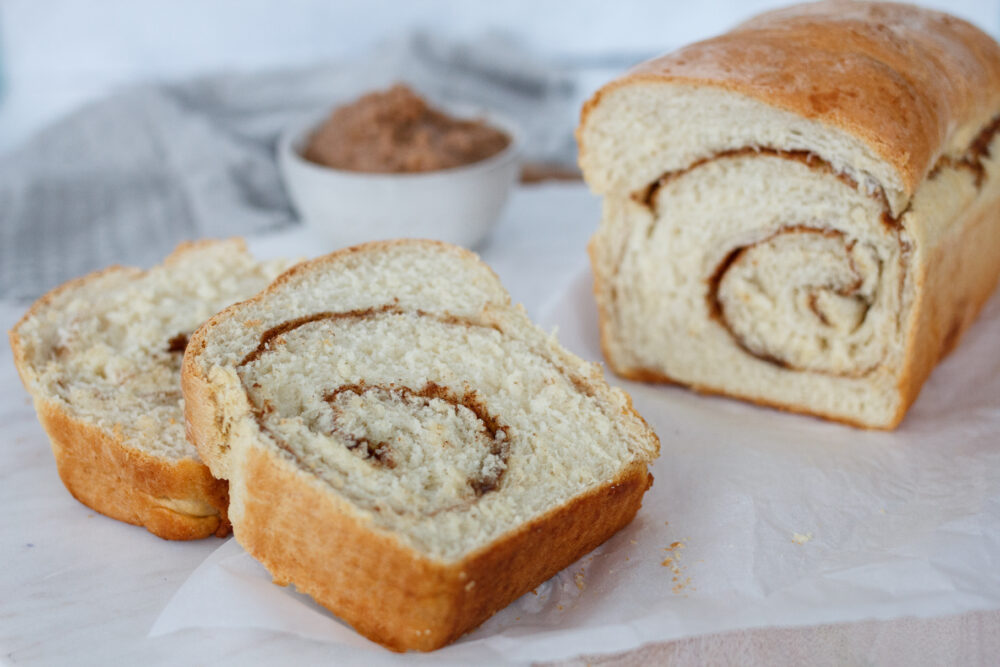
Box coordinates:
[0,32,578,301]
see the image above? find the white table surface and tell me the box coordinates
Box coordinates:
[2,182,998,666]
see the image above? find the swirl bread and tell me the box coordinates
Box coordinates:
[9,240,287,539]
[577,1,1000,428]
[181,240,659,651]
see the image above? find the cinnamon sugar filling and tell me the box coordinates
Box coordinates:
[234,306,603,518]
[706,227,882,376]
[628,115,999,377]
[322,382,510,492]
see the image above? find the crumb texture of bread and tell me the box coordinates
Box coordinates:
[182,239,659,649]
[9,239,288,539]
[577,1,1000,429]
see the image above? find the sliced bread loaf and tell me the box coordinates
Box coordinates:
[182,240,659,651]
[577,1,1000,428]
[9,239,287,539]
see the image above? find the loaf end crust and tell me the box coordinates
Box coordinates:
[7,242,248,539]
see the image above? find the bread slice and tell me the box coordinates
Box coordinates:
[577,1,1000,428]
[9,239,287,539]
[182,240,659,651]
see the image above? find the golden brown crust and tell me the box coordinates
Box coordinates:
[893,177,1000,426]
[580,1,1000,196]
[235,444,650,652]
[8,240,245,539]
[34,397,229,539]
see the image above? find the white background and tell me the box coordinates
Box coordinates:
[1,0,998,153]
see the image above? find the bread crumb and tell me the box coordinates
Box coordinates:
[792,532,813,545]
[557,604,564,611]
[574,571,586,591]
[630,539,637,545]
[661,540,691,594]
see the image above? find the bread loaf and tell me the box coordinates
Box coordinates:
[577,1,1000,428]
[9,240,286,539]
[182,240,659,651]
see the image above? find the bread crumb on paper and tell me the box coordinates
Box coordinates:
[672,577,693,595]
[575,570,586,591]
[792,532,813,544]
[661,540,693,594]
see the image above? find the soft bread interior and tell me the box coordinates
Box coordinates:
[187,241,659,562]
[579,85,910,215]
[13,240,287,460]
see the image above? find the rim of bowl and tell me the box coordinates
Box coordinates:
[279,103,523,181]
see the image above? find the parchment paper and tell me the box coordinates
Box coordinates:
[151,266,1000,665]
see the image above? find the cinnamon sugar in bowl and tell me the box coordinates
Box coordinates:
[278,85,521,249]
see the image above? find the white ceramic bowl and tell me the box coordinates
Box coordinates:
[277,106,522,250]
